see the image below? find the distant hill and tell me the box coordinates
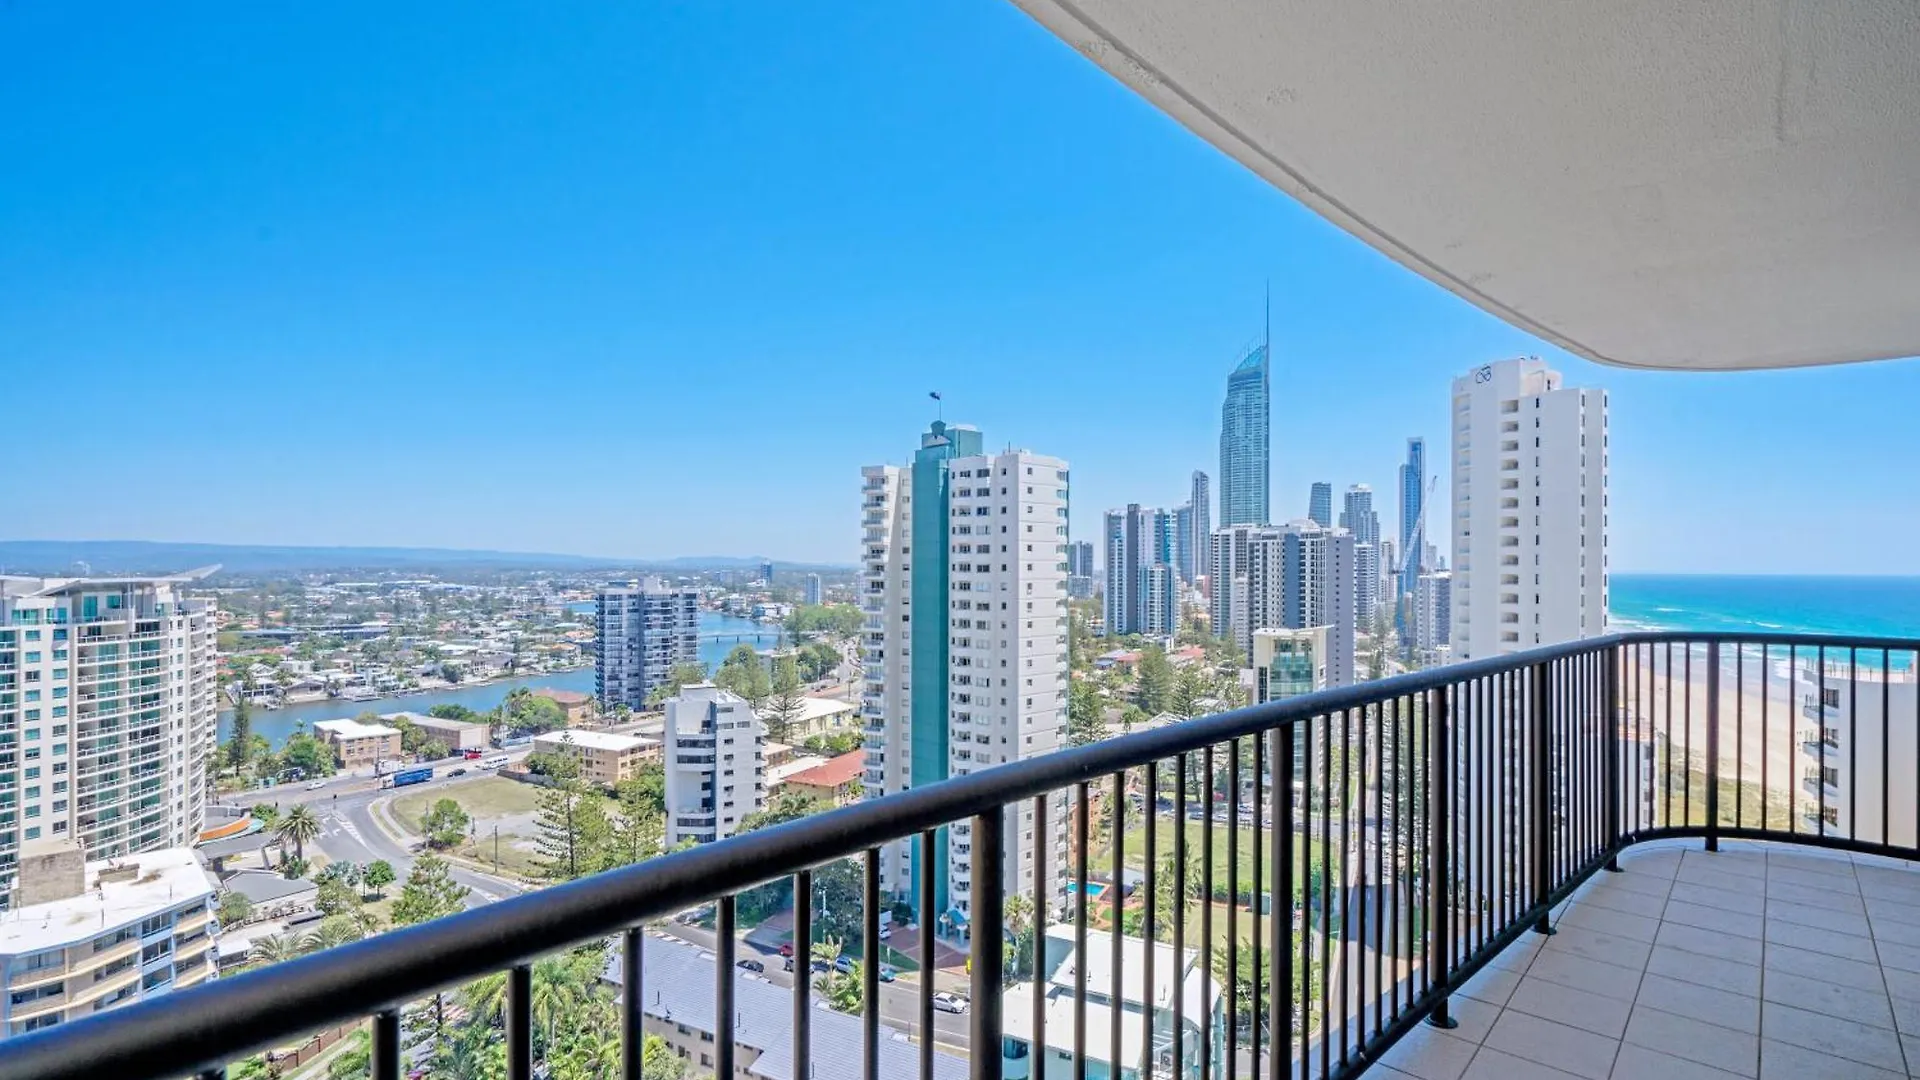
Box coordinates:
[0,541,853,577]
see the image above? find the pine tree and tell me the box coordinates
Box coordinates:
[391,852,467,926]
[532,780,612,882]
[764,655,806,743]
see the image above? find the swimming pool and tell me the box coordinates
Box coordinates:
[1065,882,1109,900]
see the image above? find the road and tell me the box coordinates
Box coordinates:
[652,920,973,1051]
[219,768,526,907]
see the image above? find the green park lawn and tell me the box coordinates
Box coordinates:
[390,776,543,831]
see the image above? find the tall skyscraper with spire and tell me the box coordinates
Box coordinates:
[1399,438,1427,574]
[1219,299,1271,527]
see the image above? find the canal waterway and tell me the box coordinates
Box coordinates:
[222,611,784,747]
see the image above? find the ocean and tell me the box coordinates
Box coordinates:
[1610,574,1920,639]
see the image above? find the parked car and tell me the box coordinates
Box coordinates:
[833,955,855,974]
[877,924,892,941]
[306,780,325,791]
[878,965,897,983]
[449,768,468,777]
[810,958,830,973]
[783,956,796,972]
[737,958,765,972]
[931,992,969,1014]
[778,942,795,958]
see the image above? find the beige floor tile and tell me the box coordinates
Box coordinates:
[1484,1010,1622,1080]
[1759,1001,1906,1074]
[1623,1005,1758,1077]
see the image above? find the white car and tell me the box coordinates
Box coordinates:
[931,992,969,1015]
[306,780,326,791]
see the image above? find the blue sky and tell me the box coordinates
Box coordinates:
[6,3,1917,573]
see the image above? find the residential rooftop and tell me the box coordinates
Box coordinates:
[534,728,656,753]
[0,848,216,955]
[312,717,402,739]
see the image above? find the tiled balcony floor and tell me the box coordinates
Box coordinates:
[1372,840,1920,1079]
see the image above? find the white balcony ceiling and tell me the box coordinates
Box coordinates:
[1010,1,1920,371]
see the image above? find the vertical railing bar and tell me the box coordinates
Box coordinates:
[1250,733,1265,1068]
[1142,767,1155,1080]
[1663,641,1673,829]
[1175,754,1188,1080]
[717,895,737,1080]
[1884,649,1893,847]
[1605,642,1620,865]
[1319,713,1332,1080]
[1472,676,1485,957]
[1253,732,1266,1067]
[1226,743,1240,1080]
[796,869,815,1080]
[1112,770,1126,1080]
[1735,643,1745,830]
[1850,647,1859,842]
[1271,724,1292,1080]
[1706,642,1721,851]
[1075,782,1089,1080]
[919,831,936,1080]
[624,926,646,1080]
[508,963,533,1080]
[374,1008,400,1080]
[1204,743,1216,1080]
[1818,645,1828,838]
[1427,685,1455,1030]
[1788,645,1797,834]
[1684,643,1694,827]
[1367,703,1382,1037]
[1532,660,1553,933]
[969,809,1005,1080]
[1389,694,1401,1019]
[1371,699,1384,1041]
[1028,805,1044,1080]
[863,849,881,1080]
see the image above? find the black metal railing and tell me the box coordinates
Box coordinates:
[3,631,1918,1080]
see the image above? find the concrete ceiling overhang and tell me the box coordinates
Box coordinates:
[1010,0,1920,371]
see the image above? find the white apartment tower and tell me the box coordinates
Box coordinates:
[663,683,765,847]
[1450,358,1608,660]
[0,572,219,904]
[595,578,700,711]
[861,422,1069,928]
[1210,522,1355,688]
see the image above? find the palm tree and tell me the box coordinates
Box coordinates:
[299,917,364,955]
[274,805,321,861]
[462,970,509,1027]
[250,934,302,965]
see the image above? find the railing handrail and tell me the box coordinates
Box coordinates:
[7,628,1920,1079]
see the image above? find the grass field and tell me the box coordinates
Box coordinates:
[391,776,542,831]
[1089,818,1330,894]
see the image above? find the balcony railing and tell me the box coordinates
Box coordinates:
[6,631,1920,1080]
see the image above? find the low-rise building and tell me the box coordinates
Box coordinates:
[776,752,864,806]
[604,933,966,1080]
[312,718,403,768]
[757,696,859,741]
[534,688,596,726]
[531,729,659,789]
[1002,925,1224,1080]
[389,712,490,753]
[0,843,219,1036]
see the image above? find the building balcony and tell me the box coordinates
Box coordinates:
[13,631,1920,1080]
